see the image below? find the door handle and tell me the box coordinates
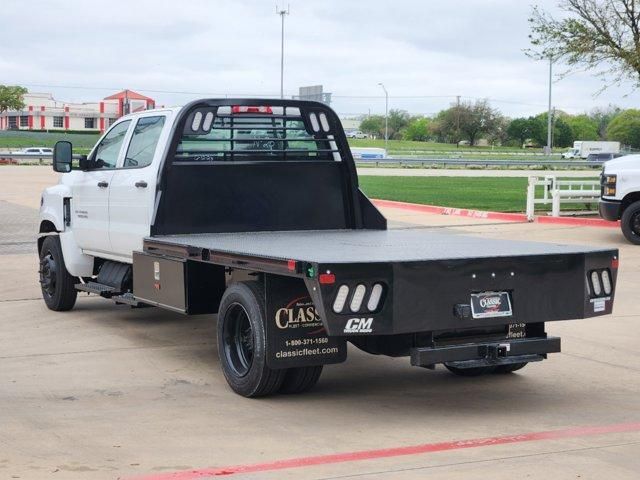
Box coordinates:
[97,181,109,188]
[135,181,148,188]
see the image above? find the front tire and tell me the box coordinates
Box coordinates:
[217,281,285,397]
[39,235,77,311]
[621,201,640,245]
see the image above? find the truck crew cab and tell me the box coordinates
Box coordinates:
[39,99,619,397]
[599,155,640,244]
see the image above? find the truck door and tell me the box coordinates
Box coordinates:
[109,115,167,258]
[72,120,131,254]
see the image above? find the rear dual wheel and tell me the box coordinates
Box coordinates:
[217,281,322,397]
[444,362,527,376]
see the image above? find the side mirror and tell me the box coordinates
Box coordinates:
[53,141,73,173]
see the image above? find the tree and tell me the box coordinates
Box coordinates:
[403,117,431,141]
[532,112,574,147]
[590,105,621,139]
[607,109,640,148]
[457,100,502,146]
[359,115,384,137]
[565,114,599,140]
[506,117,542,146]
[0,85,27,114]
[387,109,411,139]
[529,1,640,89]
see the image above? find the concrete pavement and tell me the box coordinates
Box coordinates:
[0,166,638,480]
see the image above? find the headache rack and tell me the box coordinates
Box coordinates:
[174,104,343,163]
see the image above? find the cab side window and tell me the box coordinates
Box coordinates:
[123,116,166,168]
[92,120,131,169]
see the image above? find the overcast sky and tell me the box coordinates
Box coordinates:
[1,0,638,118]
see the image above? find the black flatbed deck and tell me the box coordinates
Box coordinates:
[144,228,608,265]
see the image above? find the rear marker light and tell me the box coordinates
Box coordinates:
[287,259,297,272]
[591,271,602,296]
[231,105,273,114]
[367,283,384,312]
[601,270,612,295]
[333,285,349,313]
[319,273,336,285]
[612,257,619,269]
[350,284,367,312]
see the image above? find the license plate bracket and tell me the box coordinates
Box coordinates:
[470,291,512,319]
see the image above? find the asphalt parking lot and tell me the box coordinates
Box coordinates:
[1,166,639,480]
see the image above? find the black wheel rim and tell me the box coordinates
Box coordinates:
[631,211,640,236]
[39,251,57,298]
[223,303,254,377]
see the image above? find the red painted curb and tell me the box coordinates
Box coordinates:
[372,198,620,228]
[125,422,640,480]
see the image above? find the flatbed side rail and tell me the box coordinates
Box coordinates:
[143,239,306,279]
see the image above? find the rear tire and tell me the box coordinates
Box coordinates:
[39,235,78,311]
[279,366,323,394]
[494,362,528,374]
[217,281,285,397]
[621,201,640,245]
[444,364,495,376]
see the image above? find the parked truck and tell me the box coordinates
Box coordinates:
[39,99,619,397]
[562,141,621,159]
[599,154,640,244]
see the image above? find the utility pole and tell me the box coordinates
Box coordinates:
[378,83,388,151]
[545,56,553,155]
[276,5,290,99]
[456,95,461,148]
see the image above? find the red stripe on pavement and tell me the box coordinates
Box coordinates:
[126,422,640,480]
[372,199,528,222]
[536,215,620,228]
[372,198,620,228]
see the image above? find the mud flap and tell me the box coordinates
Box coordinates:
[265,275,347,369]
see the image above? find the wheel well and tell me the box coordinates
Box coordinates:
[37,220,58,253]
[621,192,640,214]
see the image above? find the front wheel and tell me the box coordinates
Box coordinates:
[621,201,640,245]
[39,235,78,311]
[217,282,285,397]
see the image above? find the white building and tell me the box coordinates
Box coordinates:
[0,90,155,133]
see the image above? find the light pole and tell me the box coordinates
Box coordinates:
[378,83,388,151]
[276,5,290,99]
[545,56,553,155]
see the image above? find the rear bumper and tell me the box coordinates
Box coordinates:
[599,199,621,221]
[410,336,560,367]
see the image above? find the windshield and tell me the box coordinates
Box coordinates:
[174,106,340,163]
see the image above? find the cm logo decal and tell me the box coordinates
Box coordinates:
[344,317,373,334]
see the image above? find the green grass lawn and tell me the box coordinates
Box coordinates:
[359,176,596,213]
[0,131,100,150]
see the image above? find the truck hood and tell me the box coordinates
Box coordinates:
[603,154,640,172]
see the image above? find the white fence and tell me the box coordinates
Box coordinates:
[526,176,601,220]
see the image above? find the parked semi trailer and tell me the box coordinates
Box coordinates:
[39,99,619,397]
